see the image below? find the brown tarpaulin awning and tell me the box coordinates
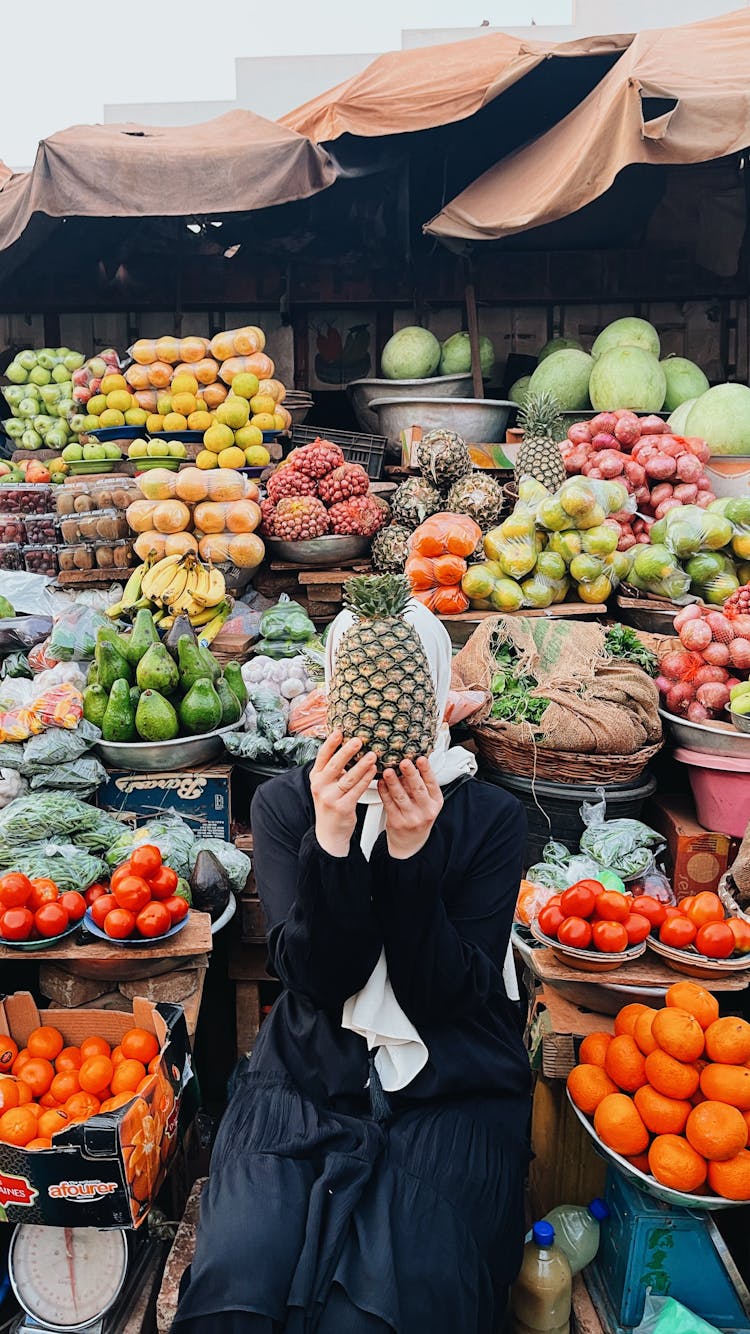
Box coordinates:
[0,110,336,253]
[425,7,750,241]
[281,31,632,142]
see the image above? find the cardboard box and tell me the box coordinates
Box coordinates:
[98,763,231,841]
[647,793,740,901]
[0,992,193,1228]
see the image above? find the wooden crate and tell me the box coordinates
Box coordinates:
[296,562,373,620]
[531,987,615,1081]
[229,939,275,1058]
[529,1074,607,1218]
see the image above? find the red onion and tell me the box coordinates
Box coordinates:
[567,423,592,445]
[696,682,730,710]
[639,415,667,434]
[679,620,713,652]
[589,412,618,436]
[645,454,677,480]
[655,498,683,519]
[684,437,711,464]
[675,454,702,483]
[614,414,640,446]
[666,682,695,715]
[673,604,704,631]
[672,483,699,504]
[650,483,674,507]
[591,432,618,452]
[655,675,673,696]
[687,701,711,723]
[696,491,715,509]
[694,664,729,685]
[729,638,750,669]
[660,649,703,681]
[703,641,731,666]
[658,435,687,459]
[706,611,735,643]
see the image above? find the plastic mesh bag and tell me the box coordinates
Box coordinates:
[578,790,665,878]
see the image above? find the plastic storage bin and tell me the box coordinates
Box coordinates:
[59,509,129,543]
[0,542,23,570]
[0,484,52,514]
[673,747,750,838]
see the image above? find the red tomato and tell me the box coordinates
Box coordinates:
[0,907,34,941]
[147,866,178,900]
[557,916,592,950]
[686,892,725,928]
[623,913,651,946]
[630,895,667,929]
[35,903,70,939]
[660,916,697,949]
[560,883,597,920]
[28,879,59,911]
[163,895,189,925]
[109,863,134,893]
[593,920,629,953]
[0,873,33,908]
[136,902,171,938]
[130,845,162,880]
[547,895,562,910]
[111,876,151,914]
[695,921,735,960]
[663,906,683,921]
[84,883,108,907]
[727,918,750,955]
[90,895,116,929]
[103,908,136,940]
[680,896,696,916]
[537,905,564,939]
[594,890,630,924]
[59,892,86,923]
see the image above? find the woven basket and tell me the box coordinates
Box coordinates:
[471,723,662,785]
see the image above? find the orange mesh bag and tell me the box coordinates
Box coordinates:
[409,512,481,558]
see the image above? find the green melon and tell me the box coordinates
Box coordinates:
[538,336,584,362]
[685,383,750,456]
[527,349,593,411]
[381,327,441,380]
[588,347,666,412]
[592,317,660,361]
[439,331,495,377]
[661,357,709,413]
[509,375,531,408]
[667,398,699,435]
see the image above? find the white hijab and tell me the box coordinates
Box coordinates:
[325,599,519,1092]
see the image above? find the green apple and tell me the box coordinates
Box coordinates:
[52,363,72,385]
[46,426,70,450]
[128,439,148,459]
[62,442,83,461]
[83,442,106,461]
[3,386,26,406]
[17,350,38,371]
[28,365,51,387]
[39,384,62,407]
[69,414,88,434]
[57,399,74,419]
[34,415,51,434]
[18,397,39,419]
[21,429,42,449]
[63,350,85,372]
[4,419,24,439]
[36,348,58,370]
[103,443,121,460]
[147,440,170,458]
[5,361,28,384]
[168,442,186,458]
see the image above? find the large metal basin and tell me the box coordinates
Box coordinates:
[370,396,515,444]
[659,708,750,758]
[95,723,237,773]
[349,374,472,433]
[266,534,370,567]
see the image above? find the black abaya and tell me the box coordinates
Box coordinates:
[173,768,531,1334]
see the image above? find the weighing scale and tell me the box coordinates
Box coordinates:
[7,1224,156,1333]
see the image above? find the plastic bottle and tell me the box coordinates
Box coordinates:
[511,1222,572,1334]
[542,1198,610,1275]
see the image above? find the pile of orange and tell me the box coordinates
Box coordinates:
[568,981,750,1200]
[0,1023,161,1149]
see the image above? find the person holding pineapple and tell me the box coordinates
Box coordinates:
[174,577,531,1334]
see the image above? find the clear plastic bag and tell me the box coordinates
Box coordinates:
[30,755,107,793]
[188,839,251,893]
[288,687,328,737]
[0,841,106,893]
[23,720,101,772]
[578,790,665,878]
[628,544,692,600]
[409,513,481,559]
[662,504,734,559]
[273,735,322,766]
[0,793,122,851]
[538,478,634,532]
[0,769,27,808]
[484,507,538,579]
[634,1294,720,1334]
[223,731,275,762]
[0,615,54,654]
[1,652,32,680]
[105,816,196,875]
[626,860,676,905]
[259,596,316,645]
[443,689,489,726]
[685,552,740,606]
[0,570,68,617]
[210,326,265,360]
[48,604,113,661]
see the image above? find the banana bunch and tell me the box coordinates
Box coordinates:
[141,553,226,618]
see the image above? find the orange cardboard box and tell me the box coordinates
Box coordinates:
[646,793,740,901]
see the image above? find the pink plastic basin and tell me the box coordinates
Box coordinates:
[674,747,750,838]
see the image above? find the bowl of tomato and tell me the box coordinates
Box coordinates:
[0,872,87,951]
[81,845,190,947]
[531,880,650,972]
[645,891,750,978]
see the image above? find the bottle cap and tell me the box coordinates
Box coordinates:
[533,1221,555,1246]
[589,1198,610,1221]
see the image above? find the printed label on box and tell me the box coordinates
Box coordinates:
[98,765,231,841]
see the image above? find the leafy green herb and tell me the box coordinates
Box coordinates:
[604,624,658,677]
[490,641,549,724]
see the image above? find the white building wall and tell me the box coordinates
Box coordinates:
[403,0,748,46]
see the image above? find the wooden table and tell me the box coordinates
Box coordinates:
[0,911,212,964]
[527,946,750,992]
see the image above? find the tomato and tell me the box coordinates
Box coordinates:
[560,884,597,920]
[695,921,735,960]
[660,916,697,949]
[0,873,33,908]
[631,895,667,929]
[163,895,189,926]
[34,903,70,939]
[111,875,151,914]
[28,879,59,911]
[547,895,562,910]
[147,866,178,900]
[136,902,171,938]
[680,896,696,916]
[537,905,564,939]
[557,916,592,950]
[90,895,116,929]
[130,845,162,880]
[0,907,34,941]
[593,920,629,953]
[84,883,108,907]
[686,892,725,928]
[623,913,651,946]
[594,890,630,924]
[727,917,750,955]
[103,908,136,940]
[109,862,134,893]
[663,906,683,921]
[59,892,86,923]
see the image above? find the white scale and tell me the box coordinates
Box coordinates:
[8,1225,131,1333]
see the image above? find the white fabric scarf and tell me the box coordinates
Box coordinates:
[325,599,519,1093]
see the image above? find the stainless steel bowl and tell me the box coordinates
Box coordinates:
[266,534,370,567]
[349,374,472,433]
[369,396,515,444]
[95,723,238,773]
[728,708,750,735]
[659,708,750,758]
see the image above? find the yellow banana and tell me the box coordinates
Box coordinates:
[106,558,151,618]
[190,558,212,603]
[192,567,226,610]
[142,555,184,603]
[198,599,232,644]
[188,603,220,627]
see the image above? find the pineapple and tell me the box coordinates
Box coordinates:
[415,428,472,493]
[514,391,567,492]
[371,524,411,573]
[327,574,438,773]
[445,472,505,531]
[391,477,442,530]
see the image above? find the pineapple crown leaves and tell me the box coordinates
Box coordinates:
[342,573,413,620]
[518,389,565,440]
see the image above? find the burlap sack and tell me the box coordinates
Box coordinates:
[725,824,750,906]
[450,615,661,756]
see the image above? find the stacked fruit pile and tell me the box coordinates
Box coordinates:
[536,879,653,954]
[646,890,750,960]
[658,599,750,720]
[86,846,188,942]
[261,440,388,541]
[568,983,750,1201]
[125,466,264,571]
[2,346,91,453]
[0,870,86,945]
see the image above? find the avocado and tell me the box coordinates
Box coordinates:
[189,849,230,921]
[215,677,242,726]
[101,679,137,741]
[82,684,108,729]
[178,678,222,736]
[197,645,221,683]
[86,661,99,686]
[96,639,133,692]
[136,642,179,697]
[164,614,197,656]
[121,608,160,666]
[177,636,207,693]
[223,662,248,710]
[130,685,142,710]
[135,689,179,742]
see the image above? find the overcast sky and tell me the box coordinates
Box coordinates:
[1,0,570,169]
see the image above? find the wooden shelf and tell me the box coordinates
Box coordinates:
[0,911,212,963]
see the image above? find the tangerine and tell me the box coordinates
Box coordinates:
[594,1093,649,1157]
[37,1108,69,1139]
[55,1046,82,1072]
[27,1025,64,1061]
[645,1050,700,1101]
[605,1035,647,1093]
[80,1036,111,1060]
[100,1091,137,1113]
[700,1064,750,1111]
[0,1034,18,1071]
[578,1033,613,1068]
[15,1081,32,1106]
[0,1105,38,1146]
[27,1137,52,1149]
[686,1101,748,1161]
[625,1153,651,1174]
[634,1010,660,1057]
[648,1135,707,1193]
[0,1076,19,1112]
[665,981,719,1031]
[111,1060,147,1095]
[651,1009,705,1063]
[708,1150,750,1200]
[12,1048,30,1074]
[79,1056,114,1096]
[18,1058,54,1098]
[65,1092,101,1121]
[121,1029,159,1066]
[634,1085,691,1136]
[50,1071,80,1104]
[704,1018,750,1066]
[39,1092,58,1108]
[614,1004,650,1039]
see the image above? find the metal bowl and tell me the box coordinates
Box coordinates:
[369,397,515,445]
[266,534,370,568]
[530,919,646,972]
[94,723,238,773]
[728,708,750,735]
[659,708,750,758]
[349,374,472,433]
[646,934,750,979]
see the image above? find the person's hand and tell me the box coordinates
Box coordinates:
[310,730,377,858]
[377,757,443,860]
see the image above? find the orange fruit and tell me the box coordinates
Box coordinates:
[0,1105,39,1146]
[65,1092,101,1122]
[18,1058,54,1098]
[594,1093,649,1157]
[578,1033,613,1068]
[111,1046,125,1067]
[700,1064,750,1111]
[634,1085,691,1136]
[39,1092,58,1109]
[625,1152,652,1174]
[27,1137,53,1149]
[79,1056,114,1096]
[24,1102,42,1120]
[0,1034,18,1072]
[80,1036,111,1060]
[704,1017,750,1066]
[111,1059,147,1095]
[707,1150,750,1200]
[0,1076,19,1112]
[12,1048,30,1074]
[649,1135,707,1192]
[634,1009,660,1057]
[37,1108,69,1139]
[645,1050,700,1101]
[27,1025,64,1061]
[55,1046,82,1072]
[605,1035,647,1093]
[652,1009,705,1063]
[614,1004,650,1038]
[15,1081,33,1106]
[121,1029,159,1066]
[50,1071,80,1104]
[137,1075,155,1094]
[100,1091,137,1113]
[665,981,719,1031]
[686,1101,748,1162]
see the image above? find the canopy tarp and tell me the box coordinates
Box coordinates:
[0,110,336,254]
[425,7,750,241]
[281,30,632,142]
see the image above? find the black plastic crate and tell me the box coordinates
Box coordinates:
[290,425,387,480]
